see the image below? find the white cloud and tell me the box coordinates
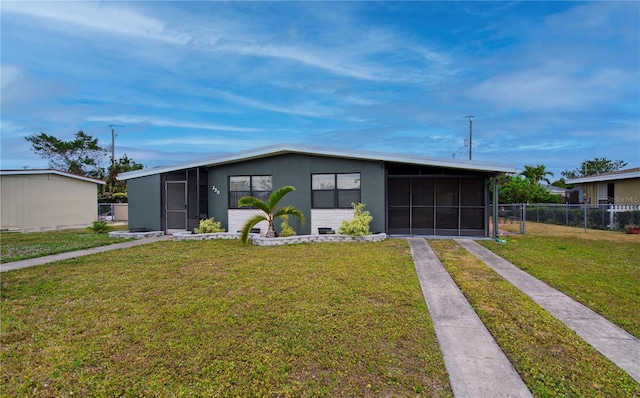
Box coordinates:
[467,66,631,111]
[85,115,262,133]
[2,2,189,44]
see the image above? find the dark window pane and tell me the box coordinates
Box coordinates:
[461,208,484,229]
[312,174,335,190]
[436,207,458,229]
[313,191,335,208]
[229,191,249,208]
[337,173,360,189]
[253,191,271,204]
[413,178,434,206]
[230,176,250,191]
[252,176,272,191]
[461,178,485,206]
[436,179,459,206]
[388,178,410,206]
[337,190,360,208]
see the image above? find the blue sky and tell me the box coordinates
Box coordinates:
[2,1,639,180]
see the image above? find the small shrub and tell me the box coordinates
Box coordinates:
[339,202,373,236]
[194,217,226,234]
[278,215,296,237]
[88,220,111,234]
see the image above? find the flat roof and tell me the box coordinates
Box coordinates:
[117,144,516,181]
[0,169,106,184]
[566,167,640,184]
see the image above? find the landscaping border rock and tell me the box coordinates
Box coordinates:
[172,231,387,246]
[108,231,165,239]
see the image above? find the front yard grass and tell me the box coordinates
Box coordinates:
[480,233,640,339]
[1,239,452,397]
[429,240,640,397]
[1,225,131,263]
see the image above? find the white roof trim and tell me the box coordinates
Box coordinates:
[566,171,640,184]
[117,144,516,181]
[0,169,106,184]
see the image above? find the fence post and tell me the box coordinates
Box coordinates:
[521,203,526,234]
[583,203,587,233]
[608,204,614,230]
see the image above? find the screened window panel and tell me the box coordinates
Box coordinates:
[167,211,187,229]
[388,207,410,229]
[167,183,186,210]
[412,178,434,206]
[337,173,360,189]
[313,191,335,208]
[460,208,484,229]
[388,178,410,206]
[312,174,335,190]
[461,178,485,206]
[436,207,458,229]
[436,179,459,206]
[166,170,186,181]
[337,190,360,208]
[412,207,434,229]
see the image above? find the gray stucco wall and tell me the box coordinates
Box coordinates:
[207,154,386,235]
[127,174,161,231]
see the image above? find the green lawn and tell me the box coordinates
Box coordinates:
[480,234,640,339]
[1,226,131,263]
[1,239,452,397]
[430,240,640,397]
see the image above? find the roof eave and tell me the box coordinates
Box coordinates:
[566,172,640,184]
[117,144,516,180]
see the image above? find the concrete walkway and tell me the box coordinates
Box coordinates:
[408,238,532,398]
[0,235,172,273]
[455,239,640,384]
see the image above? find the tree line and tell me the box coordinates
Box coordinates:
[25,131,143,201]
[499,158,628,204]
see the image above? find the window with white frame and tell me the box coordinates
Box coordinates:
[312,173,360,208]
[229,175,272,208]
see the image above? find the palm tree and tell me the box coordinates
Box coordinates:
[238,185,305,243]
[520,164,554,186]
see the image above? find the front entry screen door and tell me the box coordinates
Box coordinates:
[166,181,187,230]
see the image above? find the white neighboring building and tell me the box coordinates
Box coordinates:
[0,169,105,231]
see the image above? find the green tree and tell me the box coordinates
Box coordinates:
[106,154,143,195]
[25,131,107,179]
[561,158,627,179]
[520,164,554,186]
[499,176,563,204]
[238,185,305,243]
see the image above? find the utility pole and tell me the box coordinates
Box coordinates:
[107,125,123,168]
[465,116,474,160]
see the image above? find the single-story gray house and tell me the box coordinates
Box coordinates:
[118,145,515,237]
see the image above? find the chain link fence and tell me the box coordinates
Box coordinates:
[497,203,640,235]
[98,203,128,223]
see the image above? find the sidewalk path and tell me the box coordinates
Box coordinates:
[456,239,640,383]
[1,236,172,273]
[408,238,532,398]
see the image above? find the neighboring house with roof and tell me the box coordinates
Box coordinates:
[0,169,105,231]
[566,167,640,205]
[117,145,515,237]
